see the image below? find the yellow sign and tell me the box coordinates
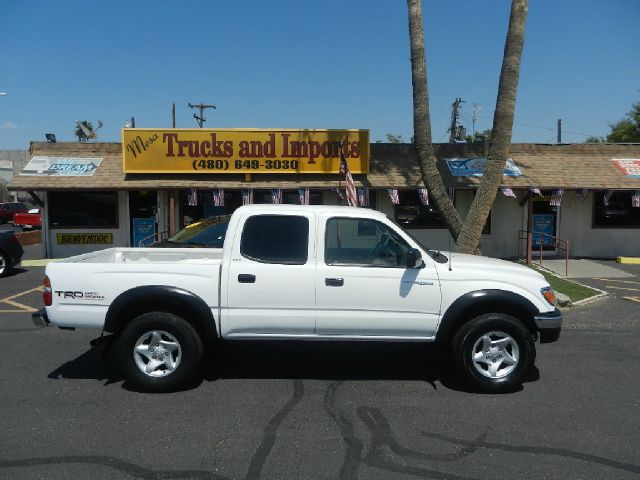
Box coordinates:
[56,233,113,245]
[122,129,369,174]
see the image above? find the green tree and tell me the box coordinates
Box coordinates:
[75,121,94,142]
[407,0,528,254]
[606,102,640,142]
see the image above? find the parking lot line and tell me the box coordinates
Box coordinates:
[0,286,44,314]
[605,285,640,292]
[594,278,640,285]
[622,296,640,304]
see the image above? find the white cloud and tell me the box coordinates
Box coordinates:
[1,121,17,129]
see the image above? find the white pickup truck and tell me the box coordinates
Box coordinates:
[35,205,561,393]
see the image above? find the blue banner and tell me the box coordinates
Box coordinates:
[133,217,156,247]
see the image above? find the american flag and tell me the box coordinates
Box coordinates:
[529,187,543,196]
[603,190,614,207]
[387,188,400,205]
[299,188,310,205]
[271,188,283,204]
[550,188,564,207]
[418,188,429,206]
[447,187,455,200]
[574,189,588,204]
[357,187,369,207]
[501,187,517,198]
[188,188,198,206]
[212,189,225,207]
[632,190,640,208]
[339,147,358,207]
[242,189,253,205]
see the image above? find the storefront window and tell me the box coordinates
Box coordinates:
[395,190,446,229]
[593,191,640,228]
[49,191,118,228]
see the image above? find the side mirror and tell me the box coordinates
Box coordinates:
[406,248,424,269]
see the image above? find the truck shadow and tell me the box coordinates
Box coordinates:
[47,340,539,393]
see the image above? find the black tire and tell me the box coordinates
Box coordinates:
[451,313,535,393]
[0,251,10,278]
[115,312,203,392]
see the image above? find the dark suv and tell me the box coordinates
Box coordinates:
[0,202,28,224]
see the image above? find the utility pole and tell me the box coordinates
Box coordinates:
[557,118,562,144]
[188,102,216,128]
[448,98,464,143]
[472,103,480,137]
[171,103,176,128]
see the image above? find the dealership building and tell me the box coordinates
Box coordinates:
[8,128,640,260]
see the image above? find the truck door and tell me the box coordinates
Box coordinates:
[222,211,316,336]
[315,215,441,338]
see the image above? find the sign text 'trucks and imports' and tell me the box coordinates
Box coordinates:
[122,129,370,174]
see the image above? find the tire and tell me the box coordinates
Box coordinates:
[115,312,203,392]
[0,251,10,278]
[451,313,535,393]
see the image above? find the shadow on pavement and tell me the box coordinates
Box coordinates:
[47,339,539,394]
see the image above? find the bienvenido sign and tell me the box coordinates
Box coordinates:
[122,129,369,174]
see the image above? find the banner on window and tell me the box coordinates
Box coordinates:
[56,233,113,244]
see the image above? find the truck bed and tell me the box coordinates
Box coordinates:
[56,247,224,264]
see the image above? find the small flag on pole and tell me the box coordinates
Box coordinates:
[357,188,369,207]
[188,188,198,206]
[550,188,564,207]
[339,143,358,207]
[271,188,283,204]
[332,188,344,201]
[418,188,429,206]
[529,187,543,196]
[501,187,517,198]
[299,188,310,205]
[242,189,254,205]
[603,190,614,207]
[632,190,640,208]
[574,189,588,204]
[212,189,225,207]
[387,188,400,205]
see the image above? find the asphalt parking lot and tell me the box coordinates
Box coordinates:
[0,246,639,479]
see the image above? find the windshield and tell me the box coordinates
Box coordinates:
[167,216,231,247]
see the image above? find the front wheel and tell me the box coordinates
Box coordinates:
[116,312,203,392]
[452,313,535,393]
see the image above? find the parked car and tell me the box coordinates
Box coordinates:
[13,208,42,230]
[36,205,561,393]
[151,215,230,248]
[0,202,28,224]
[0,231,24,277]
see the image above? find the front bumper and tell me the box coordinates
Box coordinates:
[534,307,562,343]
[32,308,50,327]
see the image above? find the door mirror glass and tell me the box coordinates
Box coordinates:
[406,248,423,269]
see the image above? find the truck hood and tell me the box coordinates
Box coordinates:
[437,251,546,283]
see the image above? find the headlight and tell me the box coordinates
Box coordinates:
[541,286,556,306]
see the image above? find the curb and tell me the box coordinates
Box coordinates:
[617,257,640,264]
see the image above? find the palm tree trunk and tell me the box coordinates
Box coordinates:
[455,0,528,254]
[407,0,463,240]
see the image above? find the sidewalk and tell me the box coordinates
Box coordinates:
[536,259,637,279]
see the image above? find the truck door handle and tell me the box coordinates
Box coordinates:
[325,278,344,287]
[238,274,256,283]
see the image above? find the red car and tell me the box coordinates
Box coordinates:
[0,202,28,224]
[13,208,42,230]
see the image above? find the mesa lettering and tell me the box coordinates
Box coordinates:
[57,233,113,244]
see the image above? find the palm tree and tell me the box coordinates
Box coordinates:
[75,121,94,142]
[407,0,528,254]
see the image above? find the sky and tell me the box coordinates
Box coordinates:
[0,0,638,149]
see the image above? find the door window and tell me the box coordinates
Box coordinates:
[240,215,309,265]
[325,218,411,267]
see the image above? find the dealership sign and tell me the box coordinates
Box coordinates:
[122,129,369,174]
[445,157,523,177]
[612,159,640,178]
[21,157,103,176]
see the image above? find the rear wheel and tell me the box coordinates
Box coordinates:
[116,312,203,392]
[0,251,10,277]
[452,313,535,393]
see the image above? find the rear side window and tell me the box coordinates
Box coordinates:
[241,215,309,265]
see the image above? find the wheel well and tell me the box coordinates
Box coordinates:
[436,292,538,347]
[105,286,218,349]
